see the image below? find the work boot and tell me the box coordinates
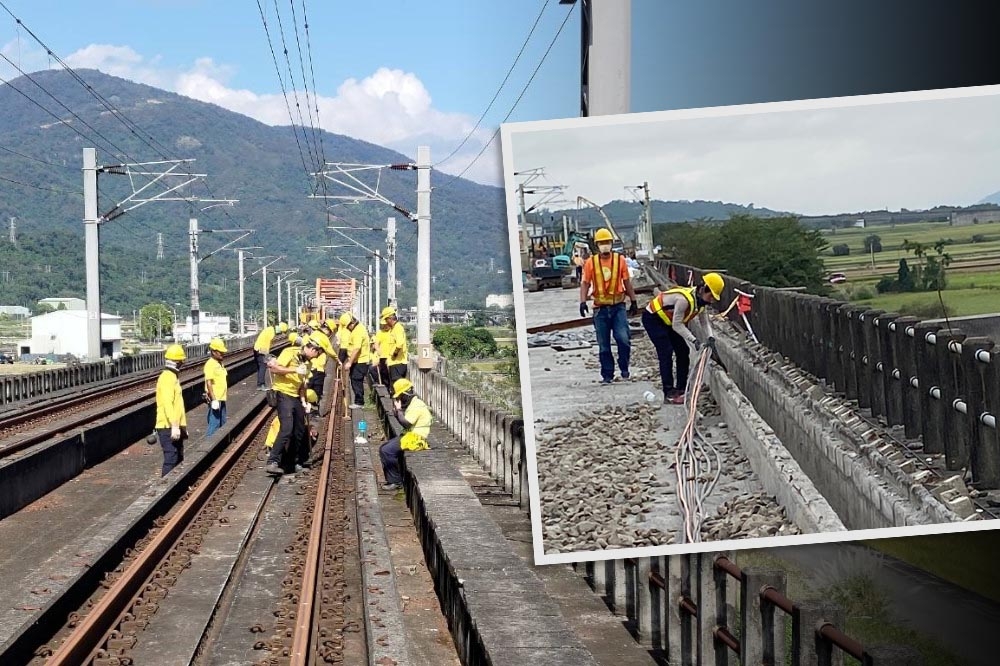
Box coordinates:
[265,462,283,475]
[667,390,686,405]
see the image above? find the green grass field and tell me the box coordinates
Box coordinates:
[821,220,1000,317]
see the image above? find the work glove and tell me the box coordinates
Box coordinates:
[304,403,313,414]
[170,425,181,441]
[210,399,221,411]
[579,302,589,317]
[296,364,309,377]
[628,301,639,316]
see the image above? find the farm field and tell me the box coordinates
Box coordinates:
[821,220,1000,317]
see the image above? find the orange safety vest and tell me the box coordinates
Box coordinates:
[648,287,702,326]
[591,253,624,306]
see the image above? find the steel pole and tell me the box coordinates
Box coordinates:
[386,218,397,307]
[238,250,246,335]
[189,218,200,343]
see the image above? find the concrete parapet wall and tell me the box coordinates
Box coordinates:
[708,359,846,534]
[716,335,957,528]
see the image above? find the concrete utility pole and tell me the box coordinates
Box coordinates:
[640,181,654,257]
[386,217,396,307]
[275,269,298,324]
[83,148,101,360]
[416,145,432,369]
[565,0,630,116]
[189,217,200,342]
[251,256,281,327]
[374,249,381,316]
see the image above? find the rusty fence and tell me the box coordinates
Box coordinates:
[658,260,1000,491]
[406,359,529,508]
[0,334,256,406]
[576,552,921,665]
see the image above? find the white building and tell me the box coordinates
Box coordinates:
[0,305,31,318]
[21,310,122,360]
[173,314,232,343]
[485,294,513,308]
[38,297,86,311]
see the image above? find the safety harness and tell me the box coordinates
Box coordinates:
[648,286,702,326]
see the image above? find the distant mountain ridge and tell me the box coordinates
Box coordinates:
[534,199,789,233]
[0,69,511,313]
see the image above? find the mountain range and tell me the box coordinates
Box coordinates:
[0,69,513,315]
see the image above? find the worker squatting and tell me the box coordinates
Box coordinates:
[578,227,722,405]
[153,307,431,491]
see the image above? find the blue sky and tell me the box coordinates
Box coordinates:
[3,1,998,188]
[0,0,584,184]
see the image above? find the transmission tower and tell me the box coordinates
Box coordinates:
[8,217,16,249]
[157,232,164,260]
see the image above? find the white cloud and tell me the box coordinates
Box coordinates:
[52,44,501,187]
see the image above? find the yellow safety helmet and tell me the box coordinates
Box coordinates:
[305,388,319,404]
[339,312,352,327]
[324,318,337,330]
[309,319,321,329]
[380,306,397,321]
[164,344,186,361]
[288,332,300,345]
[593,228,614,243]
[307,332,330,353]
[392,377,414,398]
[278,322,289,333]
[208,337,227,353]
[703,272,725,300]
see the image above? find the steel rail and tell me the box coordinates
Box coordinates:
[45,405,273,665]
[289,373,345,663]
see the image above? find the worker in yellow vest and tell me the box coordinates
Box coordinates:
[253,321,287,390]
[306,331,333,400]
[642,272,723,404]
[264,388,320,471]
[381,307,409,384]
[372,319,392,388]
[343,314,371,408]
[379,378,432,491]
[335,313,352,365]
[204,337,228,436]
[155,344,188,476]
[579,228,639,385]
[264,335,322,475]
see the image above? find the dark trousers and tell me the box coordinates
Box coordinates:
[350,363,369,404]
[641,310,690,397]
[593,302,631,381]
[268,392,304,471]
[307,371,326,400]
[369,360,390,387]
[206,401,227,436]
[338,349,348,365]
[379,436,403,485]
[254,350,268,387]
[388,363,407,385]
[157,428,184,476]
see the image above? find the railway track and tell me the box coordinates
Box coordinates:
[7,374,363,665]
[0,348,255,461]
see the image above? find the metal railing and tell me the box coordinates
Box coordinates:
[577,552,921,665]
[658,260,1000,492]
[406,359,529,508]
[0,335,257,406]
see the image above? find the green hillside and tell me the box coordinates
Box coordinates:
[0,69,512,314]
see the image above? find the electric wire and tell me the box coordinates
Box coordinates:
[270,0,320,174]
[0,143,67,169]
[433,0,551,169]
[0,173,81,195]
[436,1,577,191]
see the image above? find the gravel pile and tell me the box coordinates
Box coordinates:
[700,492,801,541]
[536,404,677,553]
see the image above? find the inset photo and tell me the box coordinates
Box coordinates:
[501,86,1000,564]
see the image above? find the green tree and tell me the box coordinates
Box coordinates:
[864,234,883,253]
[654,214,829,293]
[57,302,67,311]
[139,303,174,341]
[832,243,850,256]
[432,325,498,359]
[897,258,914,292]
[35,302,55,315]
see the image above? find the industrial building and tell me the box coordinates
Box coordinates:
[19,310,123,360]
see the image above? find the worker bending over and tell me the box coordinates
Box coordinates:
[264,388,320,472]
[265,336,322,475]
[641,272,722,404]
[253,321,287,390]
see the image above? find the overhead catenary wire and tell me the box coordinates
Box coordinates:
[433,0,551,169]
[435,1,577,192]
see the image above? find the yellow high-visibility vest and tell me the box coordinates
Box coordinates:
[591,253,624,306]
[648,287,701,326]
